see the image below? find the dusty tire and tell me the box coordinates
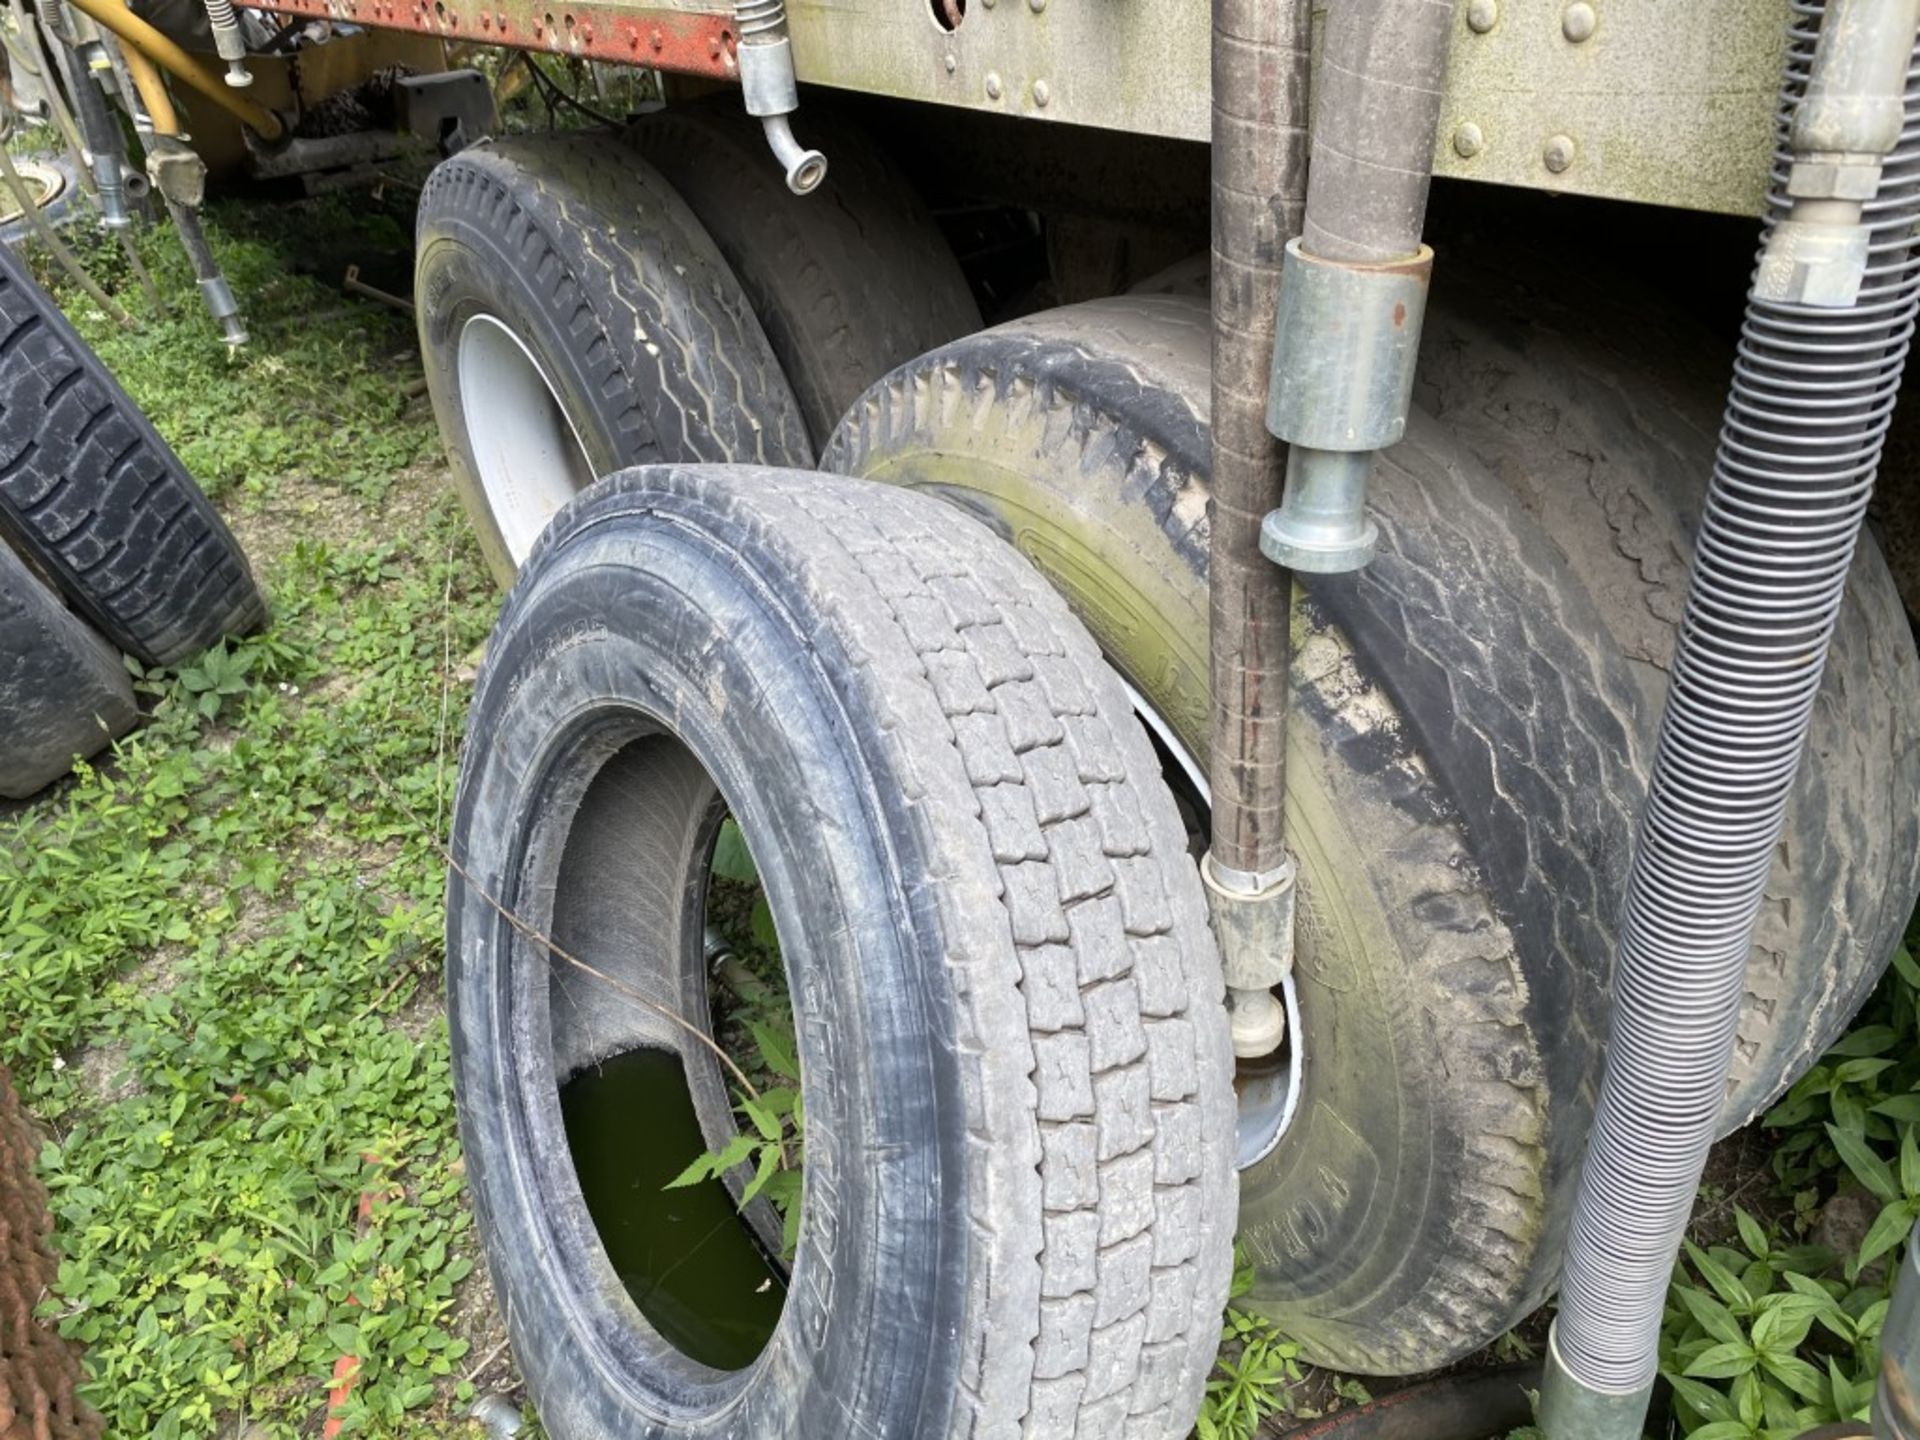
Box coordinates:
[0,243,264,668]
[823,295,1920,1372]
[1416,275,1920,1122]
[414,134,810,584]
[629,99,980,451]
[0,537,137,797]
[449,464,1236,1437]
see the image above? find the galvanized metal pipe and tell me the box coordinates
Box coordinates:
[1540,4,1920,1434]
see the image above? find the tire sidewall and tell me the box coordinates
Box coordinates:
[416,220,637,587]
[448,502,965,1437]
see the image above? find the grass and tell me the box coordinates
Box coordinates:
[1,173,1916,1440]
[2,192,500,1438]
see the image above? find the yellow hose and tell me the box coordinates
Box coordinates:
[115,27,179,136]
[62,0,282,140]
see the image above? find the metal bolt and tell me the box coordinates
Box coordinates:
[944,52,956,72]
[1032,79,1050,107]
[1466,0,1498,33]
[1562,1,1596,41]
[1453,122,1485,158]
[1543,133,1576,173]
[1027,0,1044,12]
[984,72,1002,100]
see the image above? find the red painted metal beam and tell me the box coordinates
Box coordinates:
[249,0,741,78]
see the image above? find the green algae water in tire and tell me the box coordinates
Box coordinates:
[414,135,810,585]
[448,463,1237,1437]
[822,295,1920,1373]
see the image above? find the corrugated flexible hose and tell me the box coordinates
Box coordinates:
[1550,0,1920,1410]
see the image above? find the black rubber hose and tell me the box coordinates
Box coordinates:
[1273,1365,1542,1440]
[1300,0,1456,265]
[1206,0,1309,872]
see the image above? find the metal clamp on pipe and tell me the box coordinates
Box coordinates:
[1201,852,1296,1059]
[1260,239,1433,573]
[734,0,825,195]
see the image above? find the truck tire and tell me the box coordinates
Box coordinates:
[1416,266,1920,1121]
[415,135,810,586]
[449,464,1235,1438]
[629,99,980,452]
[0,537,137,798]
[822,294,1920,1372]
[0,243,264,668]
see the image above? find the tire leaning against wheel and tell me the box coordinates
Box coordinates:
[0,242,264,667]
[414,134,811,585]
[628,98,981,452]
[449,464,1237,1438]
[823,294,1920,1373]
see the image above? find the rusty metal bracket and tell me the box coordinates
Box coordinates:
[248,0,741,78]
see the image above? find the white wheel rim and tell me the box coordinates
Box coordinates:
[1117,679,1302,1171]
[458,313,597,566]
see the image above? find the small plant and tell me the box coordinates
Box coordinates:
[1655,924,1920,1440]
[1197,1252,1303,1440]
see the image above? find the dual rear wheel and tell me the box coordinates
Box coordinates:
[422,116,1920,1433]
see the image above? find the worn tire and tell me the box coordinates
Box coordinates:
[1416,272,1920,1122]
[415,134,810,584]
[450,463,1235,1437]
[0,243,264,667]
[629,99,980,451]
[823,294,1920,1372]
[0,537,137,797]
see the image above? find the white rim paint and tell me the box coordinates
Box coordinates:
[1118,678,1302,1170]
[458,313,597,565]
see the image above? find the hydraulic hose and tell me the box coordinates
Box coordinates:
[1300,0,1454,265]
[116,27,178,136]
[1540,3,1920,1435]
[1203,0,1309,1066]
[1205,0,1308,880]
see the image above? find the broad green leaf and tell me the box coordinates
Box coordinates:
[1857,1199,1916,1273]
[1688,1240,1754,1310]
[1757,1351,1825,1403]
[1665,1373,1737,1423]
[740,1143,781,1206]
[1686,1341,1759,1379]
[1734,1207,1770,1260]
[1678,1284,1748,1347]
[746,1019,799,1083]
[1827,1123,1898,1202]
[709,821,759,883]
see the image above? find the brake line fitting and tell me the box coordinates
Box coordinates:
[733,0,825,194]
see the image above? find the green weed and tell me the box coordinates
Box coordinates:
[2,199,497,1438]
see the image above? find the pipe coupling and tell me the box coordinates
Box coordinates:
[1201,851,1296,1059]
[1537,1322,1655,1440]
[1263,239,1432,573]
[1265,238,1432,454]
